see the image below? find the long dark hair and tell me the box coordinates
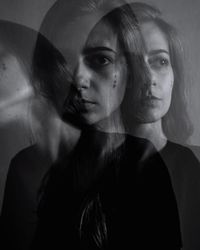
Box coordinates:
[31,32,73,116]
[129,2,193,144]
[33,0,146,248]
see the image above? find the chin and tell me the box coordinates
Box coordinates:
[134,110,163,124]
[80,113,99,126]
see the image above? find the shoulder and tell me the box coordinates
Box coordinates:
[163,140,199,162]
[9,144,51,174]
[10,145,38,164]
[6,145,51,192]
[189,145,200,162]
[7,145,38,178]
[161,141,200,174]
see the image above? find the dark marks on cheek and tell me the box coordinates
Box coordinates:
[2,63,6,70]
[113,73,117,88]
[0,61,7,72]
[0,61,7,81]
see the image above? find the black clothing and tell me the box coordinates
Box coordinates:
[32,132,182,250]
[160,141,200,250]
[0,145,51,250]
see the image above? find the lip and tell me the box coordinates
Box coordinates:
[78,98,96,111]
[140,95,162,106]
[81,98,96,104]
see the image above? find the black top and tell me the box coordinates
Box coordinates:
[0,145,51,250]
[32,132,182,250]
[160,141,200,250]
[2,137,200,250]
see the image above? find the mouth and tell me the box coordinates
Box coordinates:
[140,95,162,106]
[80,98,96,104]
[78,98,96,111]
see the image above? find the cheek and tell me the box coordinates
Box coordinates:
[113,73,117,87]
[161,70,174,97]
[113,70,126,102]
[93,64,127,110]
[98,81,124,114]
[0,62,28,100]
[168,68,174,89]
[114,61,127,88]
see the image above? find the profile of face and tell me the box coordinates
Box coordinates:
[54,16,127,130]
[132,21,174,123]
[0,46,32,127]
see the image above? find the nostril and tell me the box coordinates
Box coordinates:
[143,78,151,87]
[152,81,156,86]
[75,76,89,90]
[144,80,156,87]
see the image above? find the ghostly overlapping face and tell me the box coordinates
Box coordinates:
[53,15,128,130]
[131,21,174,123]
[0,47,32,126]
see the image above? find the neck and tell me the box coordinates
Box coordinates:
[86,110,126,156]
[33,100,81,162]
[129,119,167,151]
[94,110,125,134]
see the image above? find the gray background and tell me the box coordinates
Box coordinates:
[0,0,200,210]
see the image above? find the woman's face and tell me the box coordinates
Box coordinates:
[54,17,127,130]
[132,21,174,123]
[0,48,32,126]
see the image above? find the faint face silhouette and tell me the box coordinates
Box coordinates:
[0,48,32,126]
[132,21,174,123]
[55,17,127,129]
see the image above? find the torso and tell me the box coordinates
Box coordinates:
[33,133,182,249]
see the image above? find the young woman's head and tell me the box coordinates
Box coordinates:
[34,1,147,248]
[127,2,193,143]
[33,0,145,132]
[0,21,36,127]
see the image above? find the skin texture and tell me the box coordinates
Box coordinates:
[53,17,128,132]
[132,21,174,124]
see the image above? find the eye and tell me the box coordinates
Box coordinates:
[94,55,110,65]
[148,56,170,70]
[85,54,112,68]
[159,58,169,66]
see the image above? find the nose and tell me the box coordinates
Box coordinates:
[73,59,91,90]
[143,66,157,88]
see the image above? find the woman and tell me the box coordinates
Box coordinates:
[32,1,182,250]
[0,20,34,248]
[0,20,38,250]
[0,21,80,250]
[124,2,192,148]
[125,3,200,250]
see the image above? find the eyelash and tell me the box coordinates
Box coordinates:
[85,54,113,68]
[148,56,170,69]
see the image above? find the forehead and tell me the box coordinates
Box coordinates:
[141,21,169,52]
[52,14,118,54]
[86,20,117,50]
[52,13,99,51]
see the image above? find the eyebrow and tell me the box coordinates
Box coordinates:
[148,49,169,56]
[83,46,117,54]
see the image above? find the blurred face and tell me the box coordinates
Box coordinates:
[54,17,127,130]
[0,48,32,126]
[132,21,174,123]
